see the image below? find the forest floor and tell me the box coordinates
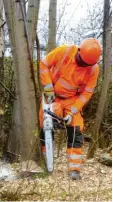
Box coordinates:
[0,142,112,201]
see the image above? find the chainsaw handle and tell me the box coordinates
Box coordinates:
[44,109,63,121]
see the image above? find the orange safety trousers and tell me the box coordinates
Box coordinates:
[39,96,84,172]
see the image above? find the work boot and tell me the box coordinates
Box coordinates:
[69,171,81,180]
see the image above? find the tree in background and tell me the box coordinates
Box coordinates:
[0,0,4,142]
[37,0,103,49]
[48,0,57,53]
[64,1,103,44]
[27,0,40,55]
[87,0,112,158]
[3,0,41,171]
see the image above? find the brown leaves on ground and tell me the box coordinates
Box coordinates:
[0,143,112,201]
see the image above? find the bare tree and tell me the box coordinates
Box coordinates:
[48,0,57,53]
[3,0,40,171]
[87,0,112,158]
[6,0,42,164]
[0,0,4,57]
[0,0,4,136]
[27,0,40,55]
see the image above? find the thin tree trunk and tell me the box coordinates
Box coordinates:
[87,3,112,158]
[3,0,38,164]
[102,0,111,73]
[0,0,4,57]
[48,0,57,53]
[20,0,42,161]
[27,0,40,56]
[3,0,22,159]
[6,0,42,162]
[0,0,4,142]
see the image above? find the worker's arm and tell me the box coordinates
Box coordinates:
[40,46,66,88]
[71,65,99,114]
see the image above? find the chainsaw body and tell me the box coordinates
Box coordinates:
[42,96,54,172]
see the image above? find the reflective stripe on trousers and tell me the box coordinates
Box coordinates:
[66,149,83,171]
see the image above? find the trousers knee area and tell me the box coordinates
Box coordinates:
[66,126,84,148]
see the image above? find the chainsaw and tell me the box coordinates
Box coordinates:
[42,94,65,172]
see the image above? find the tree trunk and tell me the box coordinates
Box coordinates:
[3,0,22,159]
[27,0,40,56]
[48,0,57,53]
[102,0,111,73]
[0,0,4,142]
[26,0,42,159]
[87,1,112,158]
[3,0,38,164]
[5,0,42,162]
[0,0,4,57]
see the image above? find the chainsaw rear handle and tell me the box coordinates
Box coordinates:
[44,109,68,125]
[44,109,63,121]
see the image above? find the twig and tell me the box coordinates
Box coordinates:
[0,21,6,29]
[0,81,16,99]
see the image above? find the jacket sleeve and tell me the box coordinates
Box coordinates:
[40,46,66,87]
[71,65,99,113]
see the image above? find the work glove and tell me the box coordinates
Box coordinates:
[63,107,78,125]
[44,85,55,103]
[63,113,73,125]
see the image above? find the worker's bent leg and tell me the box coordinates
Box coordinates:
[65,112,84,173]
[66,126,84,172]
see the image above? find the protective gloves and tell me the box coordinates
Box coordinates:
[63,114,72,125]
[63,107,78,125]
[44,84,55,103]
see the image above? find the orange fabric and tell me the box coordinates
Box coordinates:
[66,147,83,172]
[67,158,83,164]
[40,45,68,86]
[40,44,99,112]
[39,100,63,128]
[73,65,99,111]
[39,97,84,131]
[66,147,83,155]
[42,146,46,153]
[79,38,102,65]
[68,167,81,172]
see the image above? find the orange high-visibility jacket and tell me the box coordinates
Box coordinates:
[40,45,99,113]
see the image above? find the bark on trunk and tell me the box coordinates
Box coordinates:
[3,0,38,162]
[87,3,112,158]
[48,0,57,53]
[27,0,40,56]
[3,0,22,158]
[0,0,4,141]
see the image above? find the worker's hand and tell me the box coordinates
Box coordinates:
[44,90,55,98]
[44,85,55,103]
[63,114,73,125]
[47,94,55,103]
